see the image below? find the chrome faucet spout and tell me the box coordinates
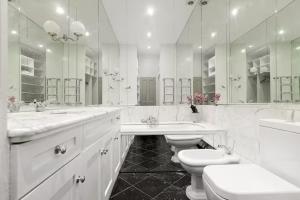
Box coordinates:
[218,144,233,155]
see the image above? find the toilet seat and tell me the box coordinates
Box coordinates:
[203,164,300,200]
[165,135,203,141]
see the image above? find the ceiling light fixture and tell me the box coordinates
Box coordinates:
[248,45,254,48]
[241,49,246,53]
[38,44,44,48]
[46,48,52,53]
[56,6,65,15]
[211,32,217,38]
[147,32,152,38]
[147,46,151,49]
[43,20,86,42]
[11,30,18,35]
[85,31,90,37]
[278,29,285,35]
[231,8,239,16]
[198,46,202,49]
[147,7,155,16]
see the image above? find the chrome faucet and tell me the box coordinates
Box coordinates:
[141,115,158,125]
[218,144,234,155]
[32,99,47,112]
[289,110,295,122]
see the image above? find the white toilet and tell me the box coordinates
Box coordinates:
[165,135,203,163]
[178,149,239,200]
[203,164,300,200]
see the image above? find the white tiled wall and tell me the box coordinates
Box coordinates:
[201,104,300,163]
[121,104,300,164]
[121,105,200,123]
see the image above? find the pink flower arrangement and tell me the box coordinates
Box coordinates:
[212,93,221,104]
[8,96,16,103]
[187,93,209,105]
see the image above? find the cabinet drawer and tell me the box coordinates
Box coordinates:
[84,112,120,148]
[21,156,81,200]
[11,126,83,200]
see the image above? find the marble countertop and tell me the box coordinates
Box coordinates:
[121,121,226,135]
[8,106,121,142]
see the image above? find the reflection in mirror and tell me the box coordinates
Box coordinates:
[176,0,228,105]
[275,0,300,103]
[7,0,121,110]
[228,0,295,104]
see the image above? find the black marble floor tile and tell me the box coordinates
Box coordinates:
[153,185,189,200]
[131,147,150,155]
[139,160,161,170]
[121,164,149,173]
[135,176,170,198]
[142,151,159,158]
[173,174,191,189]
[120,160,135,171]
[110,186,151,200]
[152,162,184,172]
[150,172,185,185]
[119,173,150,185]
[109,135,206,200]
[126,154,150,165]
[111,177,131,197]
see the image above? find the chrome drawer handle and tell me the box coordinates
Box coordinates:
[75,176,86,184]
[54,145,67,155]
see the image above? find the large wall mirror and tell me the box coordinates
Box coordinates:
[8,0,300,108]
[7,0,120,108]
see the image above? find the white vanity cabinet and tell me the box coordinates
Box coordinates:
[10,110,131,200]
[21,156,82,200]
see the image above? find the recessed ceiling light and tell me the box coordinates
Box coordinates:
[11,30,18,35]
[85,32,90,37]
[147,32,152,38]
[211,32,217,38]
[18,7,21,11]
[278,29,285,35]
[147,7,155,16]
[147,46,151,49]
[241,49,246,53]
[274,10,278,13]
[231,8,239,16]
[46,48,52,53]
[198,46,202,49]
[248,45,254,48]
[56,6,65,15]
[296,46,300,50]
[38,44,44,48]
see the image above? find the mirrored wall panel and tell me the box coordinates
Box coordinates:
[7,0,120,108]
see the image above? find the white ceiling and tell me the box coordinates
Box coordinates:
[102,0,195,54]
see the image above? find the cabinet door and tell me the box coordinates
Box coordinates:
[100,136,113,200]
[79,140,102,200]
[112,131,121,178]
[21,156,81,200]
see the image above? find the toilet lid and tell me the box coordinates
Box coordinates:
[203,164,300,200]
[165,135,203,141]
